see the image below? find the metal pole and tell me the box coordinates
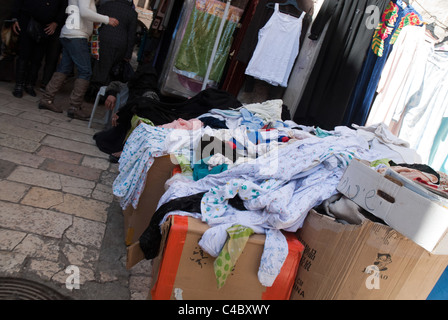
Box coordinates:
[201,0,231,90]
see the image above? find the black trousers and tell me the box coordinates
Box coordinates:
[16,29,47,85]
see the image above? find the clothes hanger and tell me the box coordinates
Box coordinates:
[425,22,439,41]
[266,1,303,17]
[438,34,448,44]
[435,31,448,51]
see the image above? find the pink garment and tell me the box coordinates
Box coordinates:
[159,118,203,130]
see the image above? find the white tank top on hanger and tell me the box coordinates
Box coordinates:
[245,3,305,87]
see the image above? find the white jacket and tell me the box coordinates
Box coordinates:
[61,0,110,39]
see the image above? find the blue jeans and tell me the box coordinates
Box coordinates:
[57,37,92,81]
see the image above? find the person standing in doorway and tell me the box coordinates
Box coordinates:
[38,0,119,120]
[10,0,67,98]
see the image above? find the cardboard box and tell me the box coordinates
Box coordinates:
[337,159,448,254]
[147,215,304,300]
[291,209,448,300]
[123,155,177,245]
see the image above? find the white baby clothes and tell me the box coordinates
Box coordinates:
[245,3,305,87]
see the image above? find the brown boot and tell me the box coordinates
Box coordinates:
[71,105,92,121]
[38,72,67,113]
[67,78,91,121]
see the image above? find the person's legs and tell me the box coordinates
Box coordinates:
[65,38,93,120]
[38,38,72,113]
[56,38,77,75]
[12,33,33,98]
[40,33,62,89]
[12,58,27,98]
[24,40,46,97]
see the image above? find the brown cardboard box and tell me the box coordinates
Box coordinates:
[147,215,304,300]
[123,155,177,245]
[290,209,448,300]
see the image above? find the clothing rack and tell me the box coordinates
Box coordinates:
[410,0,448,31]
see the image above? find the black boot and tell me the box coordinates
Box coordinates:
[24,62,40,97]
[12,83,24,98]
[12,59,27,98]
[24,84,36,97]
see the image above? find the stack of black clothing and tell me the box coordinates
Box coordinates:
[93,64,242,155]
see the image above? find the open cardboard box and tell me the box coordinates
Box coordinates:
[337,159,448,254]
[291,209,448,300]
[128,215,304,300]
[122,155,177,245]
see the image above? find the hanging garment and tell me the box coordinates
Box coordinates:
[429,117,448,174]
[293,0,388,130]
[236,0,311,65]
[396,48,448,164]
[222,0,313,96]
[282,2,327,119]
[343,0,423,127]
[173,0,243,84]
[245,3,305,87]
[365,26,430,128]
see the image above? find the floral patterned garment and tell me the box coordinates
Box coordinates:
[115,120,389,287]
[371,0,422,57]
[112,124,169,210]
[113,123,296,210]
[112,123,203,210]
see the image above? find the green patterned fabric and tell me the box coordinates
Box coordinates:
[174,4,239,83]
[214,224,254,289]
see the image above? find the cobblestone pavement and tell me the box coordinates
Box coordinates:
[0,78,153,300]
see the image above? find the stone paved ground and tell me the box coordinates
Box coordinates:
[0,78,153,300]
